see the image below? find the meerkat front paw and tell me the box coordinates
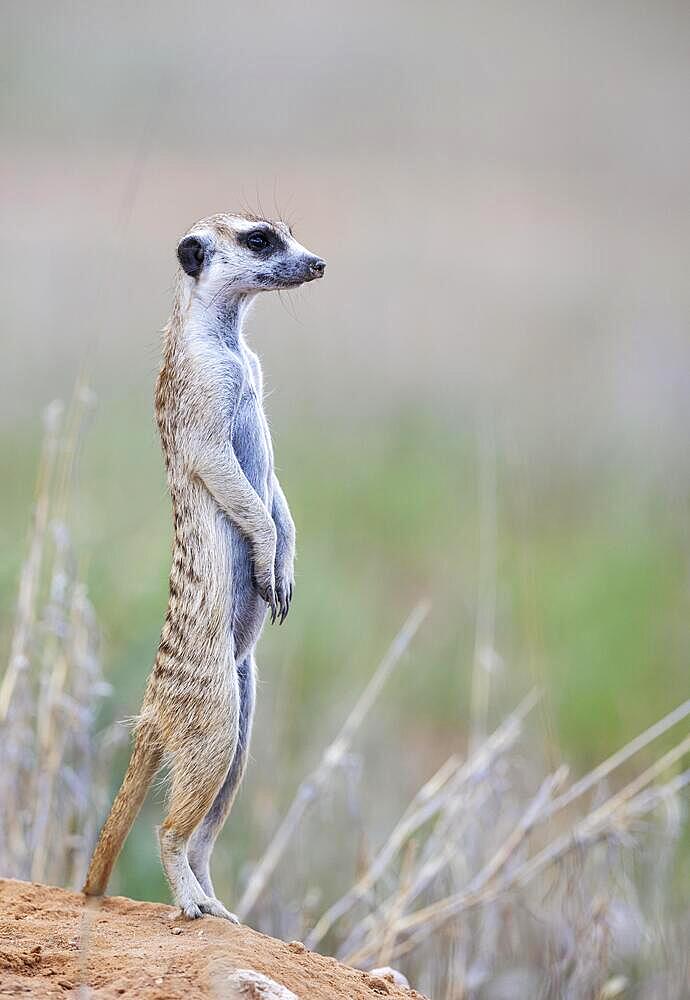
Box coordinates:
[275,565,294,624]
[253,563,277,621]
[252,524,278,619]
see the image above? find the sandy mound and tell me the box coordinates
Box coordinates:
[0,879,425,999]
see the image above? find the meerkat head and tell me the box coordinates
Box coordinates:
[176,213,326,301]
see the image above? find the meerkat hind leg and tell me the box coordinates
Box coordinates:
[188,654,256,899]
[160,735,239,921]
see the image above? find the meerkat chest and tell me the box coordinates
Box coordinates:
[230,361,273,502]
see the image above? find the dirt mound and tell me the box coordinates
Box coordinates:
[0,879,425,999]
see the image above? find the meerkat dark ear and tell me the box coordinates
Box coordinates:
[177,235,208,278]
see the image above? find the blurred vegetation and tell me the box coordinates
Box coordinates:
[2,392,688,907]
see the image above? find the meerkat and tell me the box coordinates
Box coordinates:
[83,213,325,920]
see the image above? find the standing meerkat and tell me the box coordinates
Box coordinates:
[83,213,326,920]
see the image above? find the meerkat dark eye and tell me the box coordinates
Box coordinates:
[177,235,207,278]
[246,231,271,252]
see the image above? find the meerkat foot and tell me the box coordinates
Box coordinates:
[180,881,239,922]
[175,880,239,923]
[179,895,238,922]
[197,897,239,922]
[160,828,239,922]
[187,856,239,922]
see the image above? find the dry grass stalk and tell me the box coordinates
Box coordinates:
[0,400,62,721]
[236,601,430,921]
[339,764,567,967]
[0,390,117,888]
[374,837,418,970]
[245,621,687,997]
[544,696,690,819]
[468,413,497,756]
[336,713,690,973]
[305,688,540,951]
[386,761,690,974]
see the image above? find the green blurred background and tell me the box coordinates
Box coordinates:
[2,1,689,906]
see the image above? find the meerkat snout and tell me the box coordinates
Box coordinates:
[306,257,326,280]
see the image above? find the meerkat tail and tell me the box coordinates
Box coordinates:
[83,725,162,897]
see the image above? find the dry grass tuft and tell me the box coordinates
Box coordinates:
[0,389,118,889]
[242,614,690,998]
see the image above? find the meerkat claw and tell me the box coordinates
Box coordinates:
[181,902,204,920]
[180,889,239,922]
[198,898,240,922]
[256,581,277,620]
[275,576,293,624]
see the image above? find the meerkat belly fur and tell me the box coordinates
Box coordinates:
[84,213,325,919]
